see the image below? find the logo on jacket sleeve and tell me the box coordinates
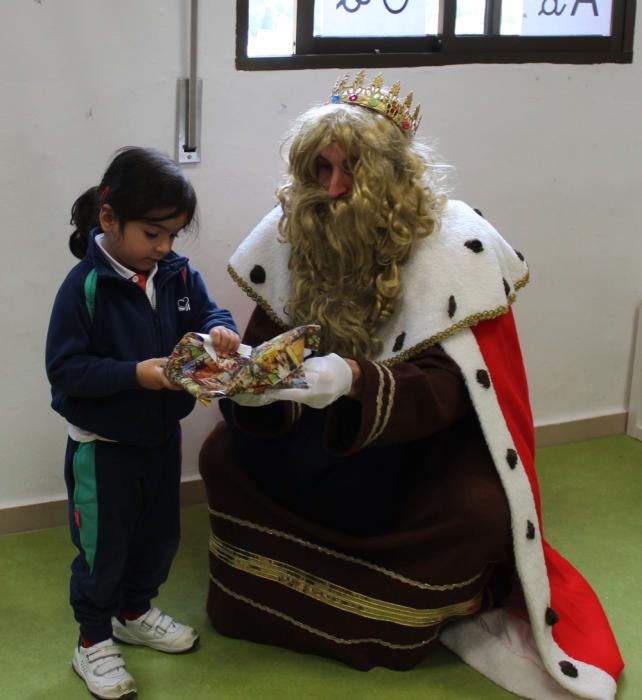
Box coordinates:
[177,297,191,312]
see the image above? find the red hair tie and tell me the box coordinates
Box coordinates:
[99,185,111,206]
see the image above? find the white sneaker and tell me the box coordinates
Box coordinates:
[112,608,199,653]
[72,639,137,700]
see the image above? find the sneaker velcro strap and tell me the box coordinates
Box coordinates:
[87,643,126,675]
[143,607,174,634]
[95,656,126,676]
[141,608,162,630]
[156,614,173,634]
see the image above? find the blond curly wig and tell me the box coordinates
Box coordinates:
[278,103,447,359]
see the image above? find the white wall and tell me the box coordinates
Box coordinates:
[1,1,640,509]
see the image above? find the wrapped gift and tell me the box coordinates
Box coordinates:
[164,324,320,406]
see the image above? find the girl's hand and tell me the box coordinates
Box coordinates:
[209,326,241,357]
[136,357,182,391]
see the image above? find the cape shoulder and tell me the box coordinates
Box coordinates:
[228,200,529,363]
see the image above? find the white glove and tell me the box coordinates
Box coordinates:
[230,353,354,410]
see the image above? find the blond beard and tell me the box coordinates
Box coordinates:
[281,187,394,359]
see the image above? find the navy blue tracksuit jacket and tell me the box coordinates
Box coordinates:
[46,230,237,446]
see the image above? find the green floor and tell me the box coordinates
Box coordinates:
[2,435,640,700]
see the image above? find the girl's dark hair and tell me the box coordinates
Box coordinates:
[69,147,197,259]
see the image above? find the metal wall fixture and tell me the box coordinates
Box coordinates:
[176,0,202,163]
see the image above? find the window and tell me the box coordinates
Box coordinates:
[237,0,635,68]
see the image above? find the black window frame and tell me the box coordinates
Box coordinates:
[236,0,635,69]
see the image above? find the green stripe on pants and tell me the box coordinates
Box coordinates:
[72,442,98,571]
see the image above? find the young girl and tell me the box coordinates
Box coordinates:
[46,147,239,700]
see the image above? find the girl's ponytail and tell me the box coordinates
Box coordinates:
[69,186,99,259]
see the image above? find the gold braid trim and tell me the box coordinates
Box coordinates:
[227,263,289,329]
[227,264,529,366]
[210,574,441,649]
[208,511,483,591]
[289,402,302,423]
[210,533,482,628]
[369,363,396,443]
[363,362,387,447]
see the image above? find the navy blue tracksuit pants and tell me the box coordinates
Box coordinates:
[64,428,182,643]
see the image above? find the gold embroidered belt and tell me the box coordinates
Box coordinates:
[209,531,482,628]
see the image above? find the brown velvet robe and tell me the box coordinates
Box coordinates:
[199,306,514,670]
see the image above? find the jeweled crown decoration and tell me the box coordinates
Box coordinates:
[329,70,422,137]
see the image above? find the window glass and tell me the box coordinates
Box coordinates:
[450,0,613,36]
[517,0,612,36]
[501,0,525,34]
[247,0,294,57]
[313,0,439,37]
[455,0,487,35]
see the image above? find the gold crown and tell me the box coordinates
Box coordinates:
[329,70,422,137]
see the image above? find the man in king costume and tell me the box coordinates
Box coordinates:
[199,72,623,700]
